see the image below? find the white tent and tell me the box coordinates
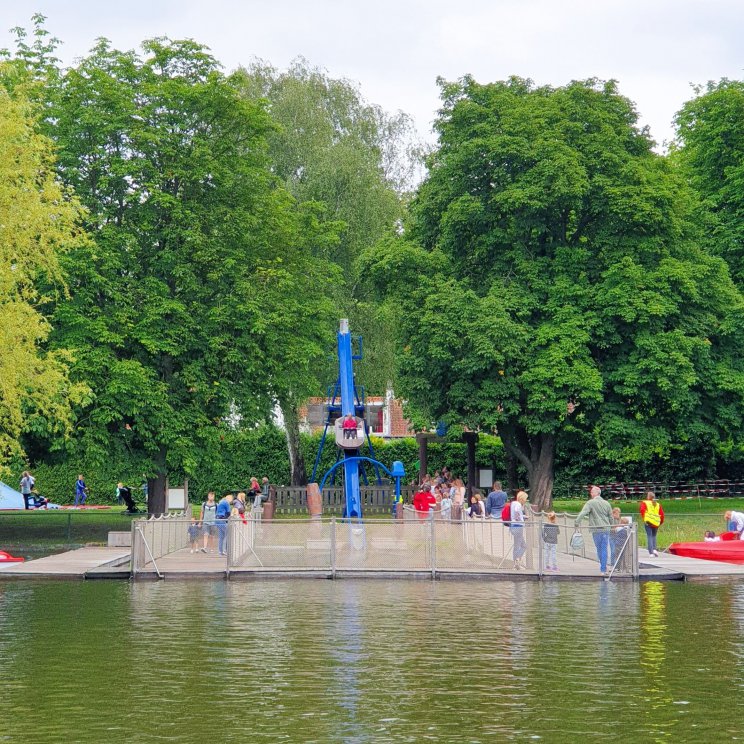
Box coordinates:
[0,481,25,510]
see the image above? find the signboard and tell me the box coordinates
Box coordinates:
[167,487,187,510]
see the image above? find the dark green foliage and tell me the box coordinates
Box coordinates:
[364,76,744,508]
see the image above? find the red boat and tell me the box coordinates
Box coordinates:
[0,550,24,563]
[669,532,744,564]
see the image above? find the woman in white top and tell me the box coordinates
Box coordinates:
[510,491,528,569]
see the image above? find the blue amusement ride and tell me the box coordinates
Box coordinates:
[311,319,405,520]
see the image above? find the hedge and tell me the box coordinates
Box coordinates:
[20,426,506,504]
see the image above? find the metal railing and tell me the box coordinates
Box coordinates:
[131,514,639,578]
[131,513,191,576]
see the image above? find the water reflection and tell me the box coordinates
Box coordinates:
[0,579,743,742]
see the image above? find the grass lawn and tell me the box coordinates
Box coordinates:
[0,509,140,558]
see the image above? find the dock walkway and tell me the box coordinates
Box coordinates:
[0,547,129,579]
[4,545,744,582]
[639,550,744,579]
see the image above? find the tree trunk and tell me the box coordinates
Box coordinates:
[500,424,556,512]
[282,398,307,486]
[506,452,519,498]
[147,446,168,516]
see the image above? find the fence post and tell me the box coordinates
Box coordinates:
[330,518,336,579]
[538,514,543,578]
[430,514,436,579]
[633,523,640,580]
[130,519,137,577]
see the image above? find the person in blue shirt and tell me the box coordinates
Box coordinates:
[74,474,88,507]
[215,494,233,555]
[485,481,508,518]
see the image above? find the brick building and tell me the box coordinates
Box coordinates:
[299,390,413,438]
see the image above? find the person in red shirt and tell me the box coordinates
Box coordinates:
[413,484,436,520]
[342,414,358,440]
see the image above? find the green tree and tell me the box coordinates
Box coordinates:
[38,37,338,511]
[675,79,744,284]
[0,72,87,477]
[364,76,744,509]
[236,59,418,483]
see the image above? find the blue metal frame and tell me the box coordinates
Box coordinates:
[318,456,404,515]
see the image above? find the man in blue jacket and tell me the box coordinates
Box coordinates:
[485,481,508,518]
[215,494,233,556]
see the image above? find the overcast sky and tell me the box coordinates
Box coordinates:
[2,1,743,149]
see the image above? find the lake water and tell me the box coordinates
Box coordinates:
[1,578,742,742]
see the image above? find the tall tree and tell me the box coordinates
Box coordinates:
[0,72,87,477]
[364,77,744,509]
[675,80,744,284]
[236,59,417,483]
[38,37,337,511]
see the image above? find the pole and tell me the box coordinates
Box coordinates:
[338,319,362,519]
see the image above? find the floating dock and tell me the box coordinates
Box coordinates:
[2,544,744,581]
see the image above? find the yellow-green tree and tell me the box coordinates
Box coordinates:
[0,78,87,477]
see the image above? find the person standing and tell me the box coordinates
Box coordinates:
[510,491,529,569]
[413,484,436,520]
[542,511,559,572]
[639,492,664,557]
[451,478,466,521]
[19,471,35,510]
[724,510,744,539]
[440,490,452,520]
[215,494,233,556]
[200,492,218,552]
[74,474,88,508]
[485,481,508,519]
[575,485,614,574]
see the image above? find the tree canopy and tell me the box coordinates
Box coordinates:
[33,37,340,509]
[0,73,87,477]
[364,76,744,508]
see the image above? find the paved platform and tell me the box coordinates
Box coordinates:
[0,547,129,579]
[639,550,744,579]
[6,545,744,582]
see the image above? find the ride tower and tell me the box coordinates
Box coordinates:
[311,319,393,520]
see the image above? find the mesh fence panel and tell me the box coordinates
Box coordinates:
[132,516,191,572]
[130,515,640,577]
[334,520,431,571]
[229,519,333,570]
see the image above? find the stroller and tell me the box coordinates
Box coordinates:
[119,486,140,515]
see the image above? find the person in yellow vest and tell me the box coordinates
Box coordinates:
[639,491,665,557]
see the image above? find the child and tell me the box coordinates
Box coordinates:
[440,492,452,520]
[188,519,201,553]
[542,512,559,571]
[704,530,721,542]
[612,517,632,571]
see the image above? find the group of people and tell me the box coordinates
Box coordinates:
[574,486,662,574]
[411,472,512,521]
[188,478,270,556]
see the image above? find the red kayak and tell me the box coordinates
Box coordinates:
[0,551,24,563]
[669,532,744,564]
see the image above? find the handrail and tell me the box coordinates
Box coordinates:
[136,524,162,579]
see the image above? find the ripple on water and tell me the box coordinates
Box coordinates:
[0,579,742,742]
